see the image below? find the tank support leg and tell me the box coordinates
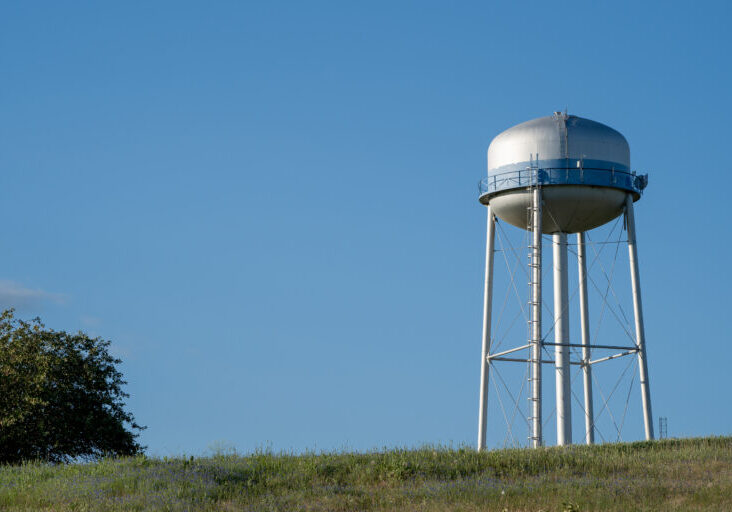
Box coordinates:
[478,207,496,451]
[577,231,594,444]
[625,195,654,440]
[529,188,543,448]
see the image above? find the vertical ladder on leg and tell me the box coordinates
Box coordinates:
[527,159,543,447]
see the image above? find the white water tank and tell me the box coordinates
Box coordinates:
[479,112,647,233]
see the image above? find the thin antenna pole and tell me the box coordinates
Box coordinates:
[478,207,496,451]
[624,194,654,440]
[577,231,594,444]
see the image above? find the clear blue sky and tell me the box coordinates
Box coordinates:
[0,1,729,455]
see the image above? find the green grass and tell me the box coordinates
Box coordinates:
[0,436,729,511]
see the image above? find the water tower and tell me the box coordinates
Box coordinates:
[476,112,653,449]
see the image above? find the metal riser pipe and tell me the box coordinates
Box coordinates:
[553,232,572,446]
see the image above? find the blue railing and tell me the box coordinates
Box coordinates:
[478,167,648,198]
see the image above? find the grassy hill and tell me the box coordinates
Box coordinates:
[0,436,729,511]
